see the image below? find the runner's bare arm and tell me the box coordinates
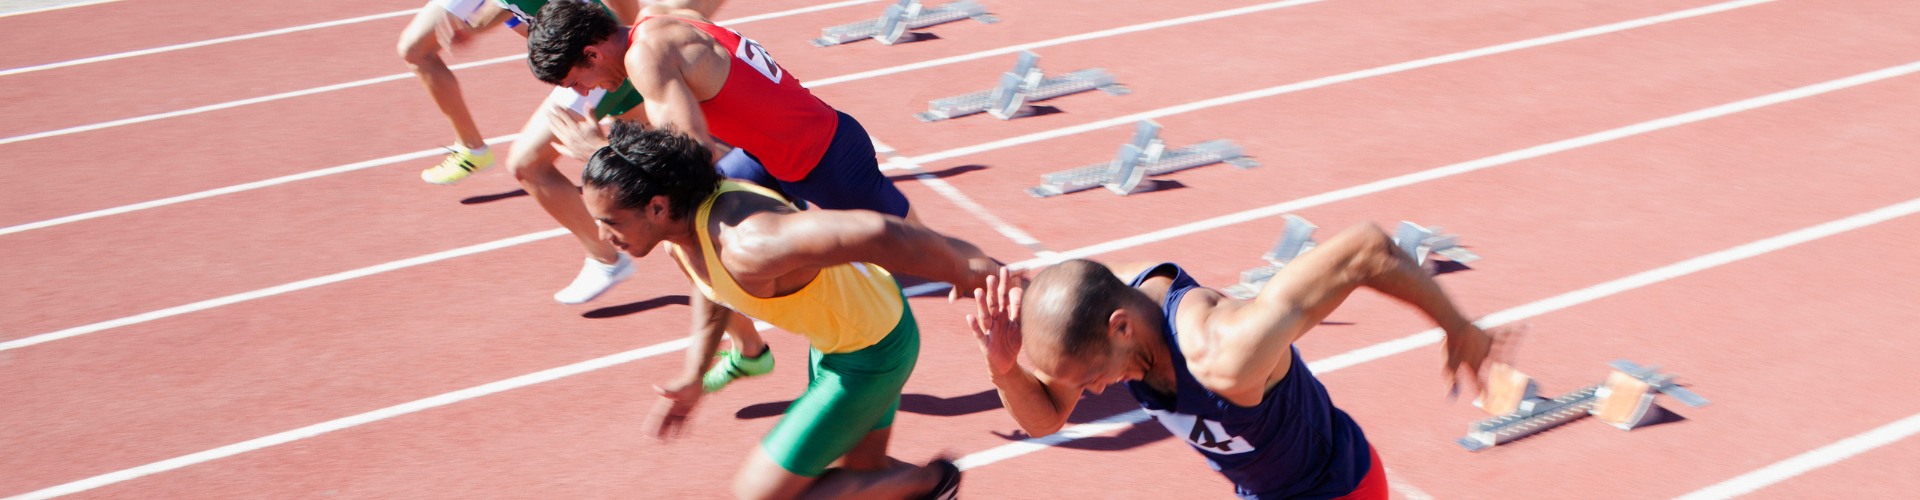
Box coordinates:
[625,19,726,159]
[721,208,1000,295]
[1194,223,1493,405]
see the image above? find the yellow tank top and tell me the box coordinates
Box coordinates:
[670,181,905,354]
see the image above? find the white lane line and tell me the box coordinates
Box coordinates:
[1023,58,1920,268]
[0,337,693,500]
[0,229,567,353]
[872,137,1055,255]
[807,0,1327,87]
[0,9,417,77]
[10,53,1913,497]
[1676,413,1920,499]
[885,0,1781,169]
[0,0,119,18]
[0,134,518,237]
[0,0,873,146]
[0,0,1761,237]
[955,195,1920,471]
[12,41,1908,357]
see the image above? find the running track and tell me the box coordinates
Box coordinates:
[4,0,1918,497]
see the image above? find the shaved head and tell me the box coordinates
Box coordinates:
[1024,259,1131,367]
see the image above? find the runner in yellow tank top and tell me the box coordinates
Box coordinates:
[580,123,998,499]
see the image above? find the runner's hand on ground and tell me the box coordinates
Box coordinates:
[644,379,704,441]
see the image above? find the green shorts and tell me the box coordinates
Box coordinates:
[760,295,920,477]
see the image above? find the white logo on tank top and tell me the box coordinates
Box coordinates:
[1146,409,1256,455]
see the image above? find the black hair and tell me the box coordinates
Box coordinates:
[527,0,619,85]
[1031,259,1132,359]
[581,122,720,220]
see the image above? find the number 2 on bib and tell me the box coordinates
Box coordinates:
[732,34,784,84]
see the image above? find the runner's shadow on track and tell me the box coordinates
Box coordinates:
[888,164,986,182]
[989,390,1170,451]
[460,189,529,205]
[734,389,1003,420]
[582,295,690,319]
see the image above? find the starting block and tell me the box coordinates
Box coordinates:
[1392,221,1481,267]
[1457,360,1710,452]
[1217,216,1478,299]
[916,51,1128,122]
[813,0,997,47]
[1026,120,1257,197]
[1221,215,1317,300]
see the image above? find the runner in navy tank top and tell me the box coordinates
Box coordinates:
[967,223,1516,499]
[1124,263,1373,499]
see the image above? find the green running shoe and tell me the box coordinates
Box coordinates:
[702,346,774,393]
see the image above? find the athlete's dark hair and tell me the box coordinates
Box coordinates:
[582,122,720,220]
[527,0,619,85]
[1031,259,1133,359]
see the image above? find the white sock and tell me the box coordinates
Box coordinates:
[463,144,490,155]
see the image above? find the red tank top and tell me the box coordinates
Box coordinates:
[636,16,838,181]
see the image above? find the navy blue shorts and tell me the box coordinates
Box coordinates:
[715,147,795,204]
[775,111,910,218]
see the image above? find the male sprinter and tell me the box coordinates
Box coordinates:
[583,125,991,498]
[966,225,1512,499]
[397,0,519,180]
[403,0,651,305]
[529,0,921,224]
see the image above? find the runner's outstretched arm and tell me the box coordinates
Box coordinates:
[719,208,1000,295]
[1199,223,1496,405]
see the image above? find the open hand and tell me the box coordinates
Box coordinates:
[1444,323,1526,400]
[545,104,610,160]
[643,379,704,441]
[965,268,1025,377]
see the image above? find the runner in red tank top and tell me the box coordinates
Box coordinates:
[527,0,918,224]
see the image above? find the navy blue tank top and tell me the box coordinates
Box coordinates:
[1123,263,1372,499]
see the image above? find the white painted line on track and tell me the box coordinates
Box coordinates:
[0,0,872,146]
[13,40,1911,357]
[0,9,417,77]
[872,137,1055,256]
[806,0,1327,87]
[0,0,1764,237]
[11,55,1915,498]
[0,228,568,353]
[0,134,519,237]
[884,0,1782,169]
[1676,412,1920,499]
[955,195,1920,471]
[0,337,693,500]
[0,0,118,18]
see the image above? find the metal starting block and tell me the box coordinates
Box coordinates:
[916,51,1128,122]
[1221,215,1317,300]
[1457,360,1709,452]
[813,0,996,47]
[1218,217,1475,299]
[1392,221,1481,266]
[1026,120,1256,197]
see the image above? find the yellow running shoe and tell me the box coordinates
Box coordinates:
[420,147,495,185]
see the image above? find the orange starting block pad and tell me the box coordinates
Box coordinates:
[1457,360,1710,452]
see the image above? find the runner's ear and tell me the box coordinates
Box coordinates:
[1108,309,1130,342]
